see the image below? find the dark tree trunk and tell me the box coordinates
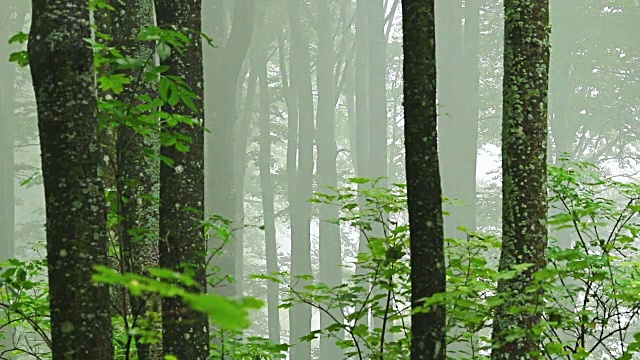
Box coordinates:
[491,1,550,358]
[109,1,162,358]
[154,1,210,359]
[402,1,446,359]
[28,0,114,358]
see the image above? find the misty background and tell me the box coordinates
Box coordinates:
[1,0,639,358]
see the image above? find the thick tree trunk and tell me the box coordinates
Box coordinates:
[28,0,114,358]
[403,2,446,359]
[316,1,343,359]
[287,1,314,359]
[491,1,550,358]
[154,1,210,359]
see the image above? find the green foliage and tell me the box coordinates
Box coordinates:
[0,255,51,358]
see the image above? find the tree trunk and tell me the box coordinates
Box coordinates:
[155,1,210,359]
[28,0,114,358]
[491,1,550,358]
[257,24,282,344]
[0,4,27,356]
[204,0,255,298]
[108,1,163,358]
[287,1,314,358]
[436,0,479,240]
[402,1,446,359]
[316,0,343,359]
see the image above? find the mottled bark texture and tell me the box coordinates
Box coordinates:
[402,1,446,360]
[28,1,114,359]
[109,1,163,359]
[491,1,550,359]
[154,0,210,359]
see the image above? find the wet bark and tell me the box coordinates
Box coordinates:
[402,1,446,359]
[491,1,550,358]
[154,0,210,359]
[28,0,114,358]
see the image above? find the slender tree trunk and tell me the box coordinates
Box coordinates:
[491,1,550,358]
[353,1,372,344]
[204,0,255,298]
[287,1,314,358]
[366,0,389,334]
[0,4,26,356]
[403,2,446,359]
[28,0,114,358]
[257,23,282,343]
[155,1,210,359]
[233,61,258,301]
[436,0,479,240]
[316,1,343,359]
[0,2,22,265]
[108,1,163,358]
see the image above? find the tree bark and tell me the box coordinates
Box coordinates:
[491,1,550,358]
[402,1,446,359]
[28,0,114,358]
[154,1,210,358]
[108,1,162,358]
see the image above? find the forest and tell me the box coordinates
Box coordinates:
[1,0,639,359]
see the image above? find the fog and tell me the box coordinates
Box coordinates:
[1,0,639,359]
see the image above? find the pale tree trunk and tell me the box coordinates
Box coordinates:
[155,0,210,358]
[353,1,373,354]
[28,0,114,357]
[436,0,479,241]
[204,0,255,298]
[366,0,389,334]
[316,0,343,359]
[0,3,27,357]
[257,16,282,343]
[287,1,314,358]
[491,0,550,358]
[233,61,258,300]
[438,0,482,355]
